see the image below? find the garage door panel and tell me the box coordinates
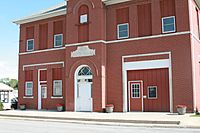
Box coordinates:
[128,68,170,112]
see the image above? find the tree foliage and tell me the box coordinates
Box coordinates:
[0,78,18,90]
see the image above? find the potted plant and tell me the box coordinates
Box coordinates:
[176,105,187,115]
[0,102,4,111]
[56,104,64,112]
[19,104,26,110]
[105,104,114,113]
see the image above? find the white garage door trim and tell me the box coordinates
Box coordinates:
[122,52,173,113]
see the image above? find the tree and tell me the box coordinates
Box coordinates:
[0,78,18,90]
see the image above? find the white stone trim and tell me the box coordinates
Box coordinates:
[51,96,63,99]
[23,61,64,71]
[38,69,42,110]
[106,31,190,44]
[71,46,96,58]
[124,59,170,70]
[122,51,173,113]
[66,31,190,46]
[23,96,34,99]
[19,31,190,55]
[19,47,65,55]
[102,0,132,5]
[65,40,106,47]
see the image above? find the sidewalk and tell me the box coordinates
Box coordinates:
[0,110,199,128]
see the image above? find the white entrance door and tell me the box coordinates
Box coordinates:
[76,82,92,112]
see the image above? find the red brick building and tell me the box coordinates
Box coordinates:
[14,0,200,113]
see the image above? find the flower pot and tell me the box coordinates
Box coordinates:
[57,106,64,112]
[19,104,26,110]
[177,107,187,115]
[106,104,114,113]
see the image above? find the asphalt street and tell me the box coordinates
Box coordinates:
[0,119,200,133]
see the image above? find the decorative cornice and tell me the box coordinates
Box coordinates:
[71,46,96,58]
[13,2,66,25]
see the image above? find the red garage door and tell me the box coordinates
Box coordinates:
[128,68,170,112]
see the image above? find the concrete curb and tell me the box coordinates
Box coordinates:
[0,114,180,125]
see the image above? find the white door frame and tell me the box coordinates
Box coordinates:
[74,65,93,112]
[122,52,173,113]
[128,80,144,112]
[37,69,47,110]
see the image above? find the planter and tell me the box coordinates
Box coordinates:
[176,105,187,115]
[19,104,26,110]
[56,105,64,112]
[105,104,114,113]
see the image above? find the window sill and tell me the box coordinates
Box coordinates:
[54,45,63,48]
[23,96,34,99]
[51,96,63,99]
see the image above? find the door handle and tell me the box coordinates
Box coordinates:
[143,95,147,99]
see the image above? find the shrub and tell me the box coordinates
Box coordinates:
[0,102,3,111]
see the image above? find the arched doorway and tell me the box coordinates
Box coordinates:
[74,65,93,112]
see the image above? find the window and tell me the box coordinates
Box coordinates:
[131,83,140,98]
[26,39,34,51]
[41,86,47,99]
[117,23,129,39]
[0,91,9,103]
[53,80,62,96]
[162,16,176,33]
[78,67,92,76]
[148,86,157,99]
[54,34,63,47]
[80,14,88,24]
[25,82,33,96]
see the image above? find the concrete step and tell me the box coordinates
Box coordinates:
[0,114,180,125]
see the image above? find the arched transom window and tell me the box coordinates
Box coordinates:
[78,67,92,76]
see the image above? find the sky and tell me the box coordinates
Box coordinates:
[0,0,64,79]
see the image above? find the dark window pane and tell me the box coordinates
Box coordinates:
[163,17,174,25]
[164,25,175,32]
[148,87,157,98]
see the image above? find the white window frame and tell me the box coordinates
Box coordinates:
[25,81,33,96]
[162,16,176,34]
[131,83,140,99]
[80,14,88,24]
[117,23,129,39]
[26,39,34,51]
[148,86,157,99]
[53,80,62,97]
[0,91,9,103]
[54,34,63,47]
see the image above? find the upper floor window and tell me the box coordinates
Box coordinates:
[54,34,63,47]
[80,14,88,24]
[25,82,33,96]
[117,23,129,39]
[162,16,176,33]
[26,39,34,51]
